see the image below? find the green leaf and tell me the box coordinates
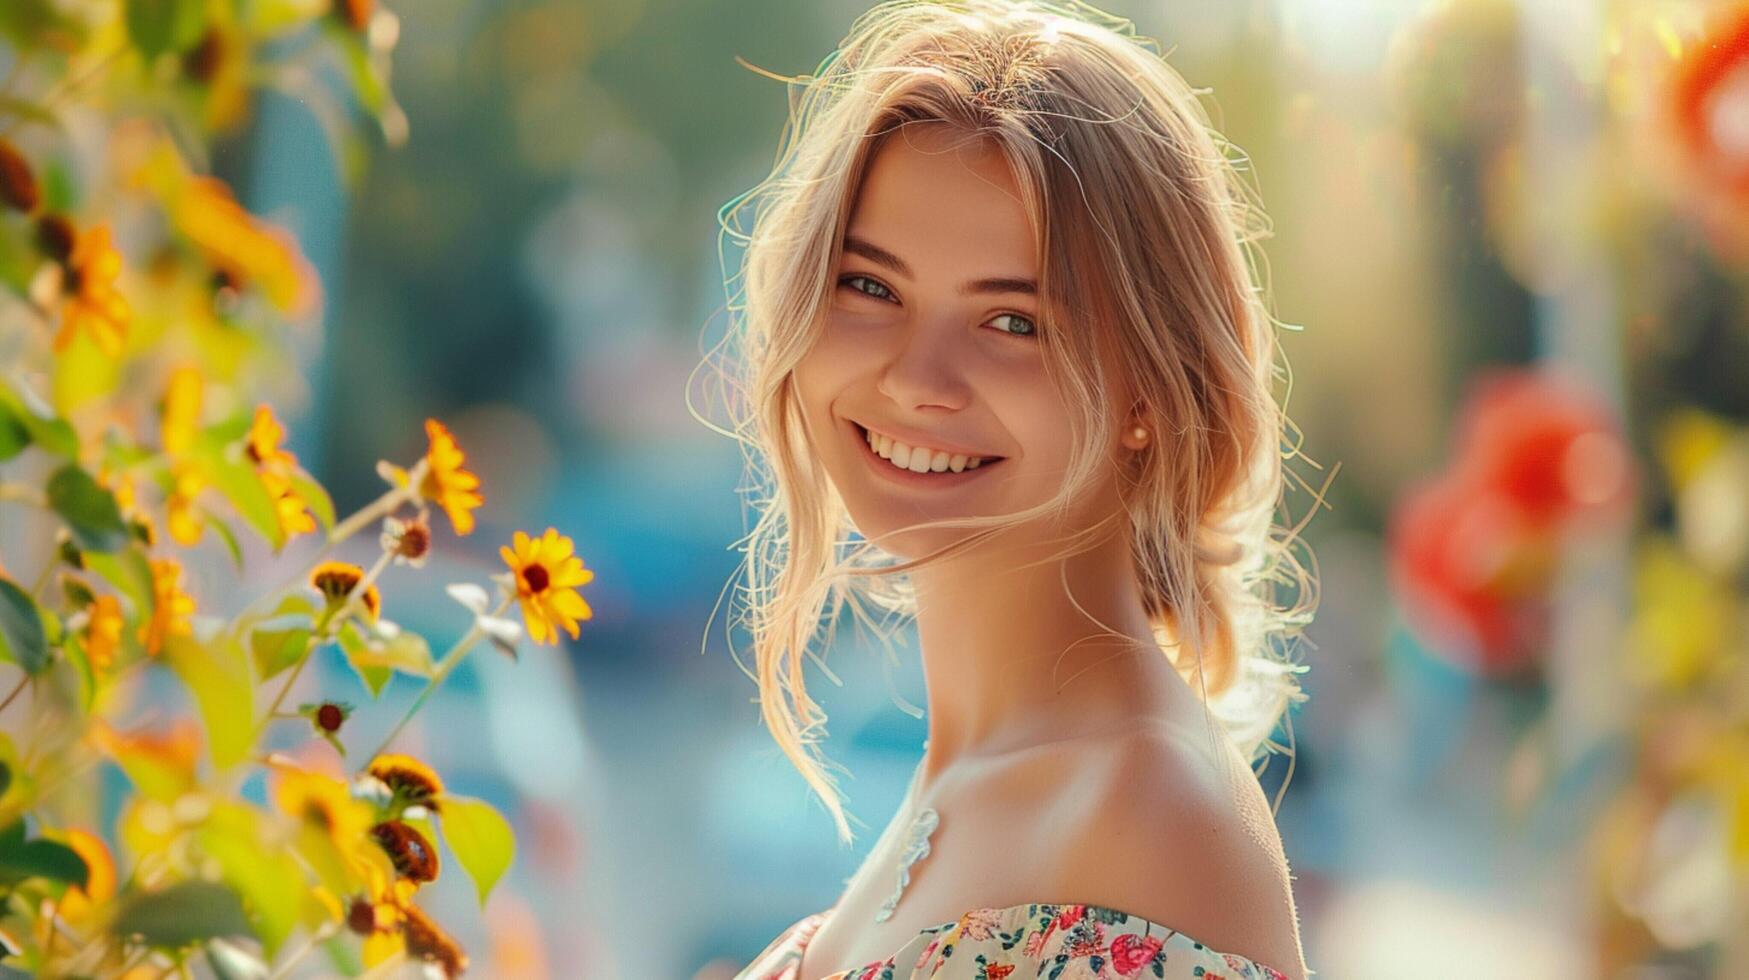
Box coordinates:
[202,450,284,551]
[206,512,245,570]
[0,0,88,49]
[84,548,153,617]
[0,578,49,674]
[163,634,254,770]
[0,97,59,133]
[439,795,515,905]
[248,594,316,682]
[125,0,207,58]
[52,326,122,413]
[288,467,335,531]
[0,401,27,462]
[110,880,254,948]
[204,410,253,445]
[200,804,303,958]
[0,380,76,457]
[0,819,88,889]
[241,0,328,37]
[341,625,432,677]
[336,622,390,698]
[330,26,387,114]
[62,633,97,713]
[45,465,128,553]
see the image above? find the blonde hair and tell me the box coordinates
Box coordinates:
[697,0,1325,846]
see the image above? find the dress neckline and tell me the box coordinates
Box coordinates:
[771,899,1290,980]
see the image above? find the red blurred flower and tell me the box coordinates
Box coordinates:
[1673,8,1749,204]
[1449,368,1636,531]
[1388,473,1555,677]
[1387,369,1636,676]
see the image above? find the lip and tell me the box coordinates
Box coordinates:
[847,418,1007,489]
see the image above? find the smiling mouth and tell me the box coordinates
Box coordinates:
[852,422,1006,476]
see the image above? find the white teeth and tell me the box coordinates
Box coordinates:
[862,426,992,475]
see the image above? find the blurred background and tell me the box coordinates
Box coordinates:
[34,0,1749,976]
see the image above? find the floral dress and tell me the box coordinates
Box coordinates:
[735,901,1293,980]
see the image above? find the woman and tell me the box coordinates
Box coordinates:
[712,1,1319,977]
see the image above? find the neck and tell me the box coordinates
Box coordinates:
[906,523,1190,792]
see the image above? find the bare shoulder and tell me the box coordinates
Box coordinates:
[1034,726,1310,980]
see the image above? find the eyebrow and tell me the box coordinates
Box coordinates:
[842,235,1037,297]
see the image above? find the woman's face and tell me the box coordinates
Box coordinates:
[793,121,1118,559]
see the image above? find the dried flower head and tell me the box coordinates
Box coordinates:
[337,0,374,32]
[0,139,40,213]
[366,754,444,810]
[381,513,432,566]
[370,820,439,883]
[309,561,381,622]
[400,901,468,979]
[34,214,74,263]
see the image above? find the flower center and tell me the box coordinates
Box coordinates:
[522,563,549,594]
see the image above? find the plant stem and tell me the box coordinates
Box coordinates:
[29,557,55,599]
[266,923,337,980]
[365,595,513,760]
[0,482,47,508]
[0,673,28,715]
[257,548,394,735]
[230,459,426,635]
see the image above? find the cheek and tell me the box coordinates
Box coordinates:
[1008,394,1078,476]
[790,334,862,456]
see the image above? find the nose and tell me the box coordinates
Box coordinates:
[875,319,972,413]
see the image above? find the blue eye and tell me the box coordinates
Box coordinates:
[839,274,894,301]
[838,275,1038,338]
[989,312,1037,337]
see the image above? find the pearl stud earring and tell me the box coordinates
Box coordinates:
[1130,425,1149,444]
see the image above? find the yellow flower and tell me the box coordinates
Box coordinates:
[275,767,372,843]
[161,364,202,458]
[419,419,483,536]
[245,403,298,471]
[99,465,138,518]
[84,594,124,675]
[245,405,317,541]
[272,763,388,898]
[166,460,207,546]
[263,468,317,539]
[53,223,130,356]
[309,560,381,622]
[366,753,443,809]
[139,558,194,655]
[500,528,593,645]
[174,176,319,319]
[50,828,116,923]
[348,874,415,951]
